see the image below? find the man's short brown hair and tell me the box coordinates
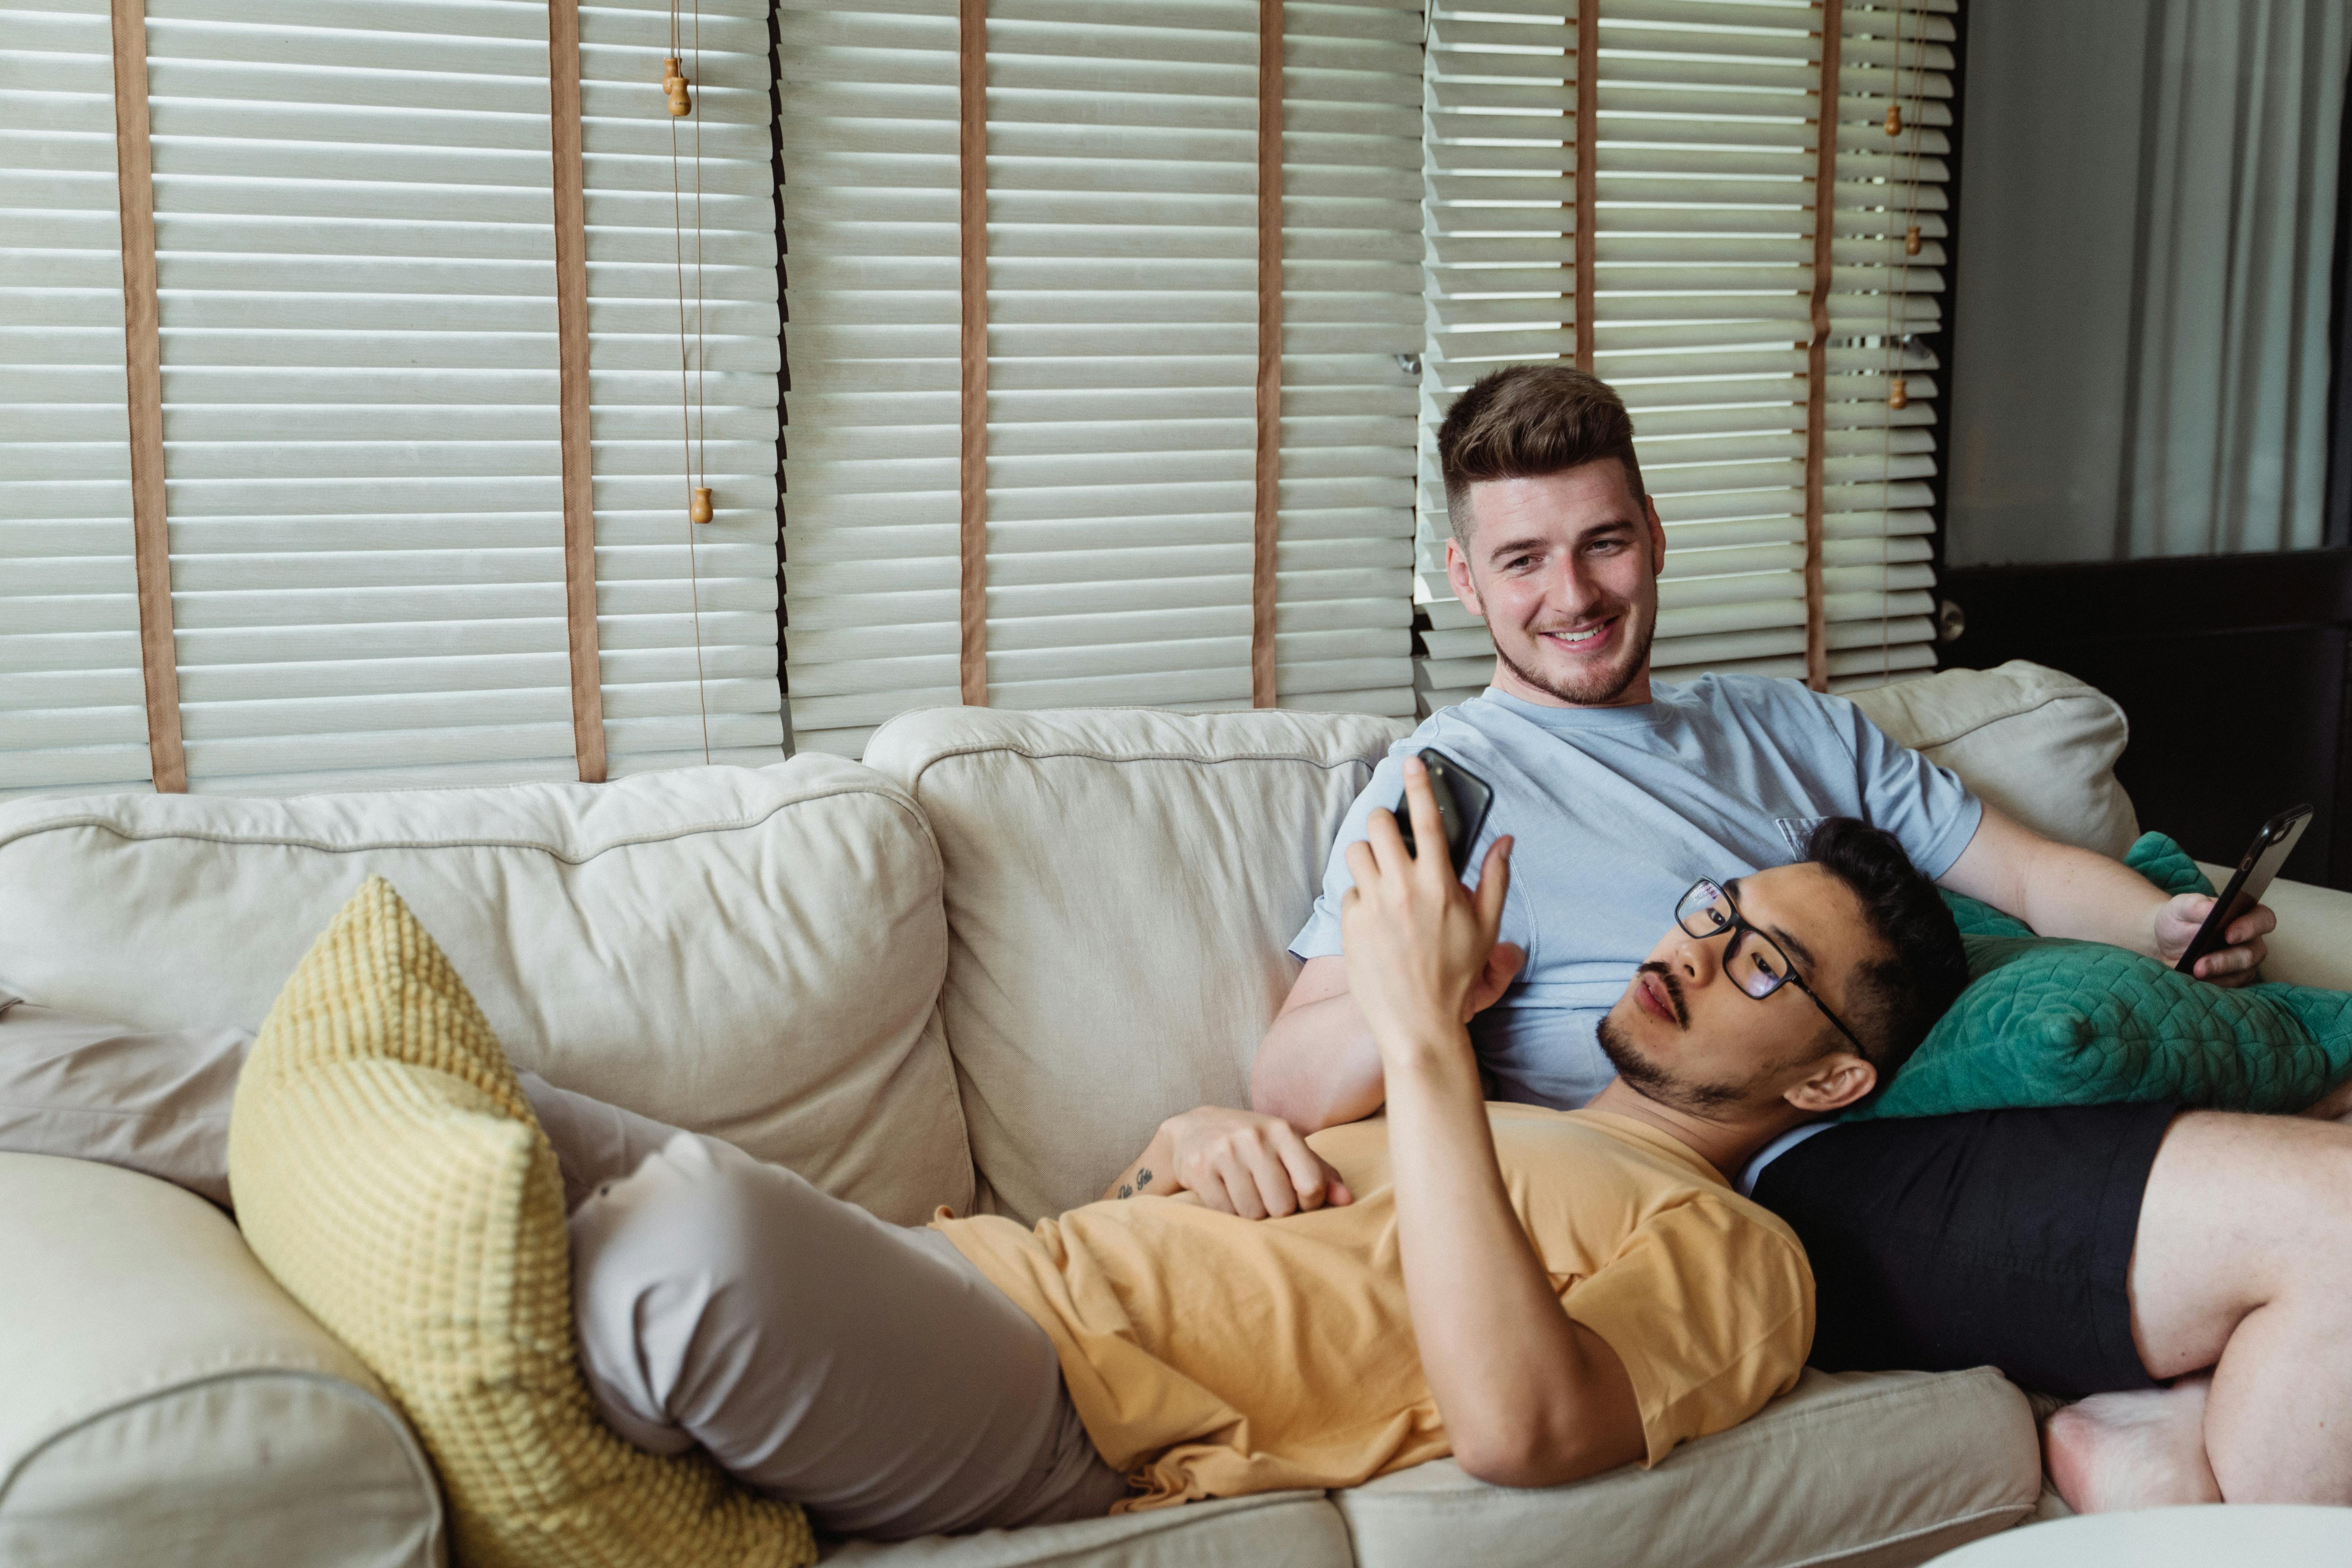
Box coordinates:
[1437,365,1645,552]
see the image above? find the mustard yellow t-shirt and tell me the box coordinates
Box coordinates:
[935,1105,1811,1510]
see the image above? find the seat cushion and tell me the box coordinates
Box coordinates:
[0,755,968,1224]
[229,875,815,1568]
[862,707,1407,1222]
[0,1153,443,1568]
[1335,1368,2038,1568]
[1849,661,2139,858]
[820,1490,1352,1568]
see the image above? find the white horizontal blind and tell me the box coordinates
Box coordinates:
[1278,0,1422,718]
[581,0,787,768]
[776,0,1421,758]
[137,0,581,791]
[0,0,148,799]
[1414,0,1577,711]
[1414,0,1953,714]
[1820,0,1947,693]
[4,0,785,798]
[775,0,958,758]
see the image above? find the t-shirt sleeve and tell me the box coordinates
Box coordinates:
[1289,749,1411,961]
[1829,692,1982,880]
[1560,1197,1812,1466]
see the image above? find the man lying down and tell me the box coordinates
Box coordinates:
[0,770,1969,1539]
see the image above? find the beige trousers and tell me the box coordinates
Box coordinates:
[0,997,1127,1539]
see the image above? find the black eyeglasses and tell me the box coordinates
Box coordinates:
[1674,878,1868,1057]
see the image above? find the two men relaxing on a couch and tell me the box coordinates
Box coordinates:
[9,359,2351,1529]
[1209,363,2345,1515]
[1,783,1959,1535]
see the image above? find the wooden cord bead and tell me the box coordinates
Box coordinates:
[1888,376,1908,410]
[1884,102,1903,137]
[689,487,714,524]
[663,56,691,117]
[1904,224,1922,256]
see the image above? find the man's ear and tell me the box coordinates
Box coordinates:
[1644,494,1667,576]
[1445,534,1484,616]
[1784,1053,1877,1116]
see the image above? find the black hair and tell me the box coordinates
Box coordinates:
[1802,816,1970,1091]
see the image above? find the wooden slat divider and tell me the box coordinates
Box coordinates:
[1252,0,1283,708]
[108,0,186,793]
[958,0,989,707]
[549,0,607,779]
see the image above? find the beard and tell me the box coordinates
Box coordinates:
[1595,971,1747,1115]
[1488,594,1659,707]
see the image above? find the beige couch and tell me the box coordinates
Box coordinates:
[6,661,2342,1566]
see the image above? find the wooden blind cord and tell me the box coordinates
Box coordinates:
[957,0,989,707]
[550,0,608,779]
[669,0,713,764]
[108,0,186,793]
[1252,0,1283,708]
[1572,0,1599,370]
[1802,0,1844,693]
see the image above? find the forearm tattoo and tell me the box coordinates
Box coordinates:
[1117,1167,1154,1200]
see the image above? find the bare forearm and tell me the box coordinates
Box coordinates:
[1251,989,1386,1132]
[1942,806,2168,953]
[1383,1038,1637,1485]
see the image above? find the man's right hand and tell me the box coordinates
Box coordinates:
[1158,1105,1354,1219]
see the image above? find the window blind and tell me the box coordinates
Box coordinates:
[777,0,1421,759]
[1414,0,1953,715]
[0,0,148,799]
[3,0,783,798]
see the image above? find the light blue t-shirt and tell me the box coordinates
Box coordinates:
[1289,674,1982,1110]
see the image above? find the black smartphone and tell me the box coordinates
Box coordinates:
[1393,749,1495,877]
[2175,803,2312,975]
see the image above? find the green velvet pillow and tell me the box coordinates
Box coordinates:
[1849,833,2352,1120]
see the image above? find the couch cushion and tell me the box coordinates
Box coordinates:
[1849,661,2139,858]
[0,756,968,1223]
[862,708,1408,1221]
[1335,1367,2038,1568]
[821,1490,1351,1568]
[0,1153,443,1568]
[229,876,815,1568]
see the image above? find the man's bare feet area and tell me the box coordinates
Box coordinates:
[2042,1377,2223,1513]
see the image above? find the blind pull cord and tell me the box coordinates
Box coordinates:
[667,0,713,764]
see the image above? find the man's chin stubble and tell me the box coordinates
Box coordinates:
[1492,617,1655,707]
[1595,1013,1746,1114]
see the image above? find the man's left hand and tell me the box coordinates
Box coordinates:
[2153,893,2275,986]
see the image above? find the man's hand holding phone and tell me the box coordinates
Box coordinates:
[1340,755,1516,1070]
[2155,894,2275,985]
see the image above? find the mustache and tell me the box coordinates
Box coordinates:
[1637,961,1688,1029]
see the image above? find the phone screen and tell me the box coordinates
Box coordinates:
[2177,806,2312,973]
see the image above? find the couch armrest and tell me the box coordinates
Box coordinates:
[2195,868,2352,993]
[0,1153,445,1568]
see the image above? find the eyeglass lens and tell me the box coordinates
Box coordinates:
[1678,881,1794,1000]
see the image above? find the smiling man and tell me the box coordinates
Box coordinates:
[1206,363,2352,1513]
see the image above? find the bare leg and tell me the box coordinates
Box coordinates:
[2042,1377,2220,1512]
[2093,1112,2352,1505]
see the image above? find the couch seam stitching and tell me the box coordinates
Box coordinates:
[0,779,934,868]
[1893,689,2120,754]
[900,743,1382,794]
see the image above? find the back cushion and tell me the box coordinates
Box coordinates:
[0,757,968,1224]
[863,708,1407,1222]
[1849,660,2141,858]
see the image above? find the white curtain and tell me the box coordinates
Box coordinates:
[1947,0,2352,565]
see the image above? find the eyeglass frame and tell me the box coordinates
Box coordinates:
[1673,877,1870,1059]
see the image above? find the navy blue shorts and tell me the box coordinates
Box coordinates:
[1749,1102,2178,1397]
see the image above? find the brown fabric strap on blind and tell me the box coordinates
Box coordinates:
[1802,0,1843,693]
[958,0,989,708]
[549,0,607,780]
[109,0,185,794]
[1252,0,1283,708]
[1572,0,1599,371]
